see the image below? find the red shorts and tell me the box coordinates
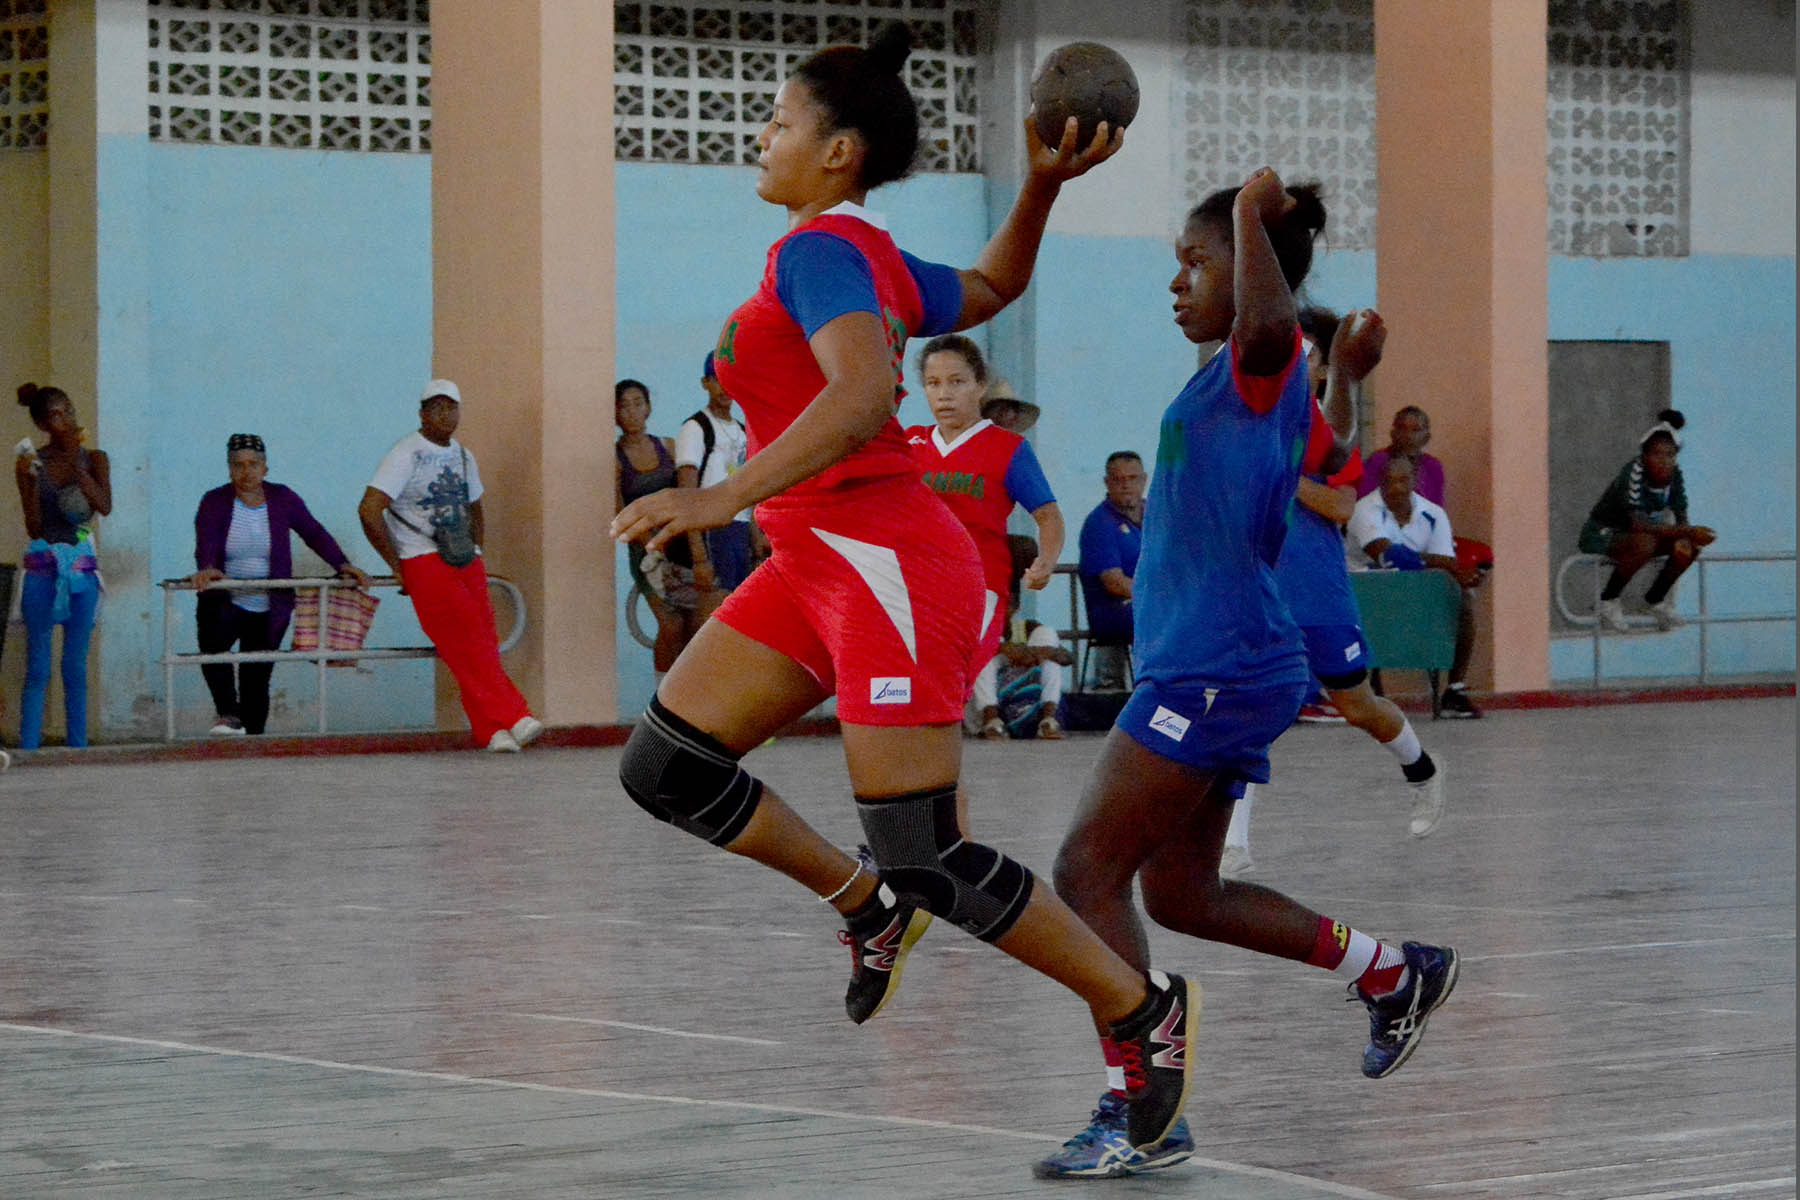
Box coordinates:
[716,476,991,725]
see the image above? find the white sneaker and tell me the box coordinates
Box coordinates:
[1649,596,1685,631]
[510,715,545,748]
[209,716,247,736]
[0,748,10,770]
[1219,844,1254,879]
[1596,598,1631,633]
[1408,755,1447,838]
[486,730,522,753]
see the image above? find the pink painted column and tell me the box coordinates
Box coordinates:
[428,3,618,725]
[1374,1,1549,694]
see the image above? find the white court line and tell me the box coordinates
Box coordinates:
[509,1012,784,1047]
[1613,1178,1796,1199]
[1305,893,1797,935]
[1461,933,1795,963]
[0,1021,1403,1200]
[337,904,384,912]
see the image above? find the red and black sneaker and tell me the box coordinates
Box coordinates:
[839,880,932,1024]
[1108,970,1199,1149]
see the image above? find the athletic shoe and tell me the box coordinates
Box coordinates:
[1649,596,1685,631]
[1037,714,1066,740]
[1032,1092,1195,1179]
[510,715,545,748]
[209,715,246,736]
[1437,687,1481,720]
[1358,941,1459,1078]
[1597,597,1631,633]
[486,729,522,753]
[1218,844,1254,879]
[839,881,931,1024]
[979,716,1007,741]
[1109,970,1197,1148]
[0,748,10,770]
[1296,701,1347,724]
[1407,755,1446,838]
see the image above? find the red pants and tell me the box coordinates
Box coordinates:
[399,554,531,744]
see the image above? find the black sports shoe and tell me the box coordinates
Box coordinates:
[1107,970,1198,1149]
[1358,941,1459,1078]
[839,881,931,1024]
[1437,687,1482,719]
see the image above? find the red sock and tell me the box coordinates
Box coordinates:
[1100,1035,1126,1097]
[1306,916,1408,997]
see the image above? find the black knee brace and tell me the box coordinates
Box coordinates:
[855,785,1034,943]
[619,698,763,847]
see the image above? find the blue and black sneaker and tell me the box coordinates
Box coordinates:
[1358,941,1459,1078]
[1032,1092,1194,1179]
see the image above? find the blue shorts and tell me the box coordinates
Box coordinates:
[1299,623,1371,690]
[1116,679,1309,784]
[705,521,755,592]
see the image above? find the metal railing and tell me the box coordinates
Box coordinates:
[159,574,526,740]
[1554,551,1795,686]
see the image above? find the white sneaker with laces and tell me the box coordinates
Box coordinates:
[1219,844,1254,879]
[510,715,545,748]
[486,730,522,753]
[1408,755,1447,838]
[209,716,247,736]
[1596,598,1630,633]
[1649,596,1685,630]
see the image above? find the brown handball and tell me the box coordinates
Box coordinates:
[1029,42,1140,149]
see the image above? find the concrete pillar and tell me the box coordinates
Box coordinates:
[49,0,155,738]
[1373,0,1550,694]
[429,2,618,725]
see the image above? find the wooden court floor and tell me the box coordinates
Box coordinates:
[2,698,1793,1199]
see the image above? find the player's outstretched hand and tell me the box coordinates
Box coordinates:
[1024,110,1124,184]
[1333,308,1387,383]
[612,485,738,553]
[1235,165,1295,227]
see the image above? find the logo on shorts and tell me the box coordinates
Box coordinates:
[871,677,913,705]
[1148,706,1190,742]
[1344,642,1364,663]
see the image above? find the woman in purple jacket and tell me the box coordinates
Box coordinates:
[189,434,372,734]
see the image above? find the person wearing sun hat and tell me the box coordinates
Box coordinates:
[358,379,544,752]
[979,376,1042,435]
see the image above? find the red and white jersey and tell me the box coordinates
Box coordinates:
[905,419,1051,598]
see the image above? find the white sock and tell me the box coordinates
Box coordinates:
[1105,1064,1126,1092]
[1225,782,1255,851]
[1380,720,1424,766]
[1331,928,1380,981]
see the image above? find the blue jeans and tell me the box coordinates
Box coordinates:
[20,571,99,749]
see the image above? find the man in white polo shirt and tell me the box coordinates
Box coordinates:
[1346,454,1486,718]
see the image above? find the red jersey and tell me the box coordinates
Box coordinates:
[711,212,922,503]
[906,420,1035,597]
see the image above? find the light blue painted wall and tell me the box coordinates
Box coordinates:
[611,162,990,718]
[132,141,438,734]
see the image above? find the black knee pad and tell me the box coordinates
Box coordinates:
[855,785,1034,943]
[619,698,763,847]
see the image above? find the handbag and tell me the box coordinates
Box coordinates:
[390,446,479,567]
[292,586,381,662]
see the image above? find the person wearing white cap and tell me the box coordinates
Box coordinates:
[358,379,543,752]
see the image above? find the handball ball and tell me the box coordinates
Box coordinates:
[1030,42,1139,148]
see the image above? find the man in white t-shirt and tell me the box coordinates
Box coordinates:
[358,379,543,752]
[1345,454,1486,717]
[672,352,757,612]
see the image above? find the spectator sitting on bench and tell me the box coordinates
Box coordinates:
[1346,454,1486,719]
[1578,408,1715,633]
[1359,404,1446,506]
[1077,450,1144,690]
[972,535,1074,741]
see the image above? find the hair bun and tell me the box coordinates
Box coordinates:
[1286,182,1328,236]
[1658,408,1685,430]
[866,20,913,76]
[17,382,39,409]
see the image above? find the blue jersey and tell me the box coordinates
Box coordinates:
[1272,422,1364,628]
[1134,333,1312,690]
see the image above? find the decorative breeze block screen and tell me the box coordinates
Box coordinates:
[1179,0,1691,258]
[614,1,983,172]
[1547,0,1689,257]
[1178,0,1379,251]
[147,0,432,153]
[1,0,50,151]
